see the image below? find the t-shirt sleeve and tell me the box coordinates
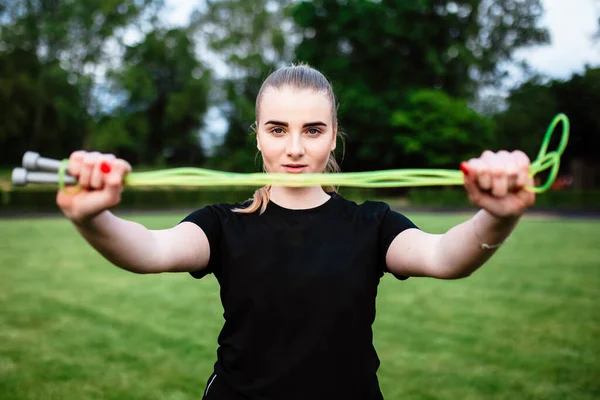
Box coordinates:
[378,205,419,280]
[179,206,222,279]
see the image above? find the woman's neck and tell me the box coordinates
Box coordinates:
[269,186,331,210]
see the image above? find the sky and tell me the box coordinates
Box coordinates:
[513,0,600,79]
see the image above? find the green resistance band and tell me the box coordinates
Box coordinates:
[58,113,570,193]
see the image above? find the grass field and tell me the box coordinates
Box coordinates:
[1,212,599,400]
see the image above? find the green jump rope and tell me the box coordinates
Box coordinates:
[12,114,570,194]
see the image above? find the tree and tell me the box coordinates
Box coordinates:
[391,89,493,168]
[0,0,165,164]
[494,67,600,187]
[0,48,84,164]
[291,0,549,171]
[493,76,559,159]
[551,68,600,163]
[190,0,297,172]
[98,28,212,166]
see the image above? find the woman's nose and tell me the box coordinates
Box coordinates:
[286,134,305,158]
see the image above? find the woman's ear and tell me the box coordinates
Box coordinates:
[330,126,337,151]
[255,123,262,151]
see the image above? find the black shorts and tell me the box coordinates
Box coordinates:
[202,372,385,399]
[202,373,249,400]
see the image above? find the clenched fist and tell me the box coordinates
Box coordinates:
[56,151,131,224]
[462,150,535,219]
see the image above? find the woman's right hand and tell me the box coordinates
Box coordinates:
[56,151,132,224]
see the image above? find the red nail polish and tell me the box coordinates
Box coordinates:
[100,162,111,174]
[460,162,469,176]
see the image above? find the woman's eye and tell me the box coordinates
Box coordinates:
[307,128,320,135]
[271,127,284,135]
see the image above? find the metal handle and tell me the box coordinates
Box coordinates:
[12,168,76,187]
[22,151,65,172]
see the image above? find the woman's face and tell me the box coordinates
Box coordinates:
[256,85,336,174]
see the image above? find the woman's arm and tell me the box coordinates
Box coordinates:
[386,150,534,279]
[73,210,210,274]
[58,151,210,274]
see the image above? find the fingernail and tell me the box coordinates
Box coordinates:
[100,162,111,174]
[460,162,469,176]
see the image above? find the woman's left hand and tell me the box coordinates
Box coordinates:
[461,150,536,219]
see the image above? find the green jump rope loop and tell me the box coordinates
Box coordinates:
[106,114,571,193]
[527,113,569,193]
[58,159,69,192]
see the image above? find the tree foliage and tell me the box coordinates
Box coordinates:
[0,48,84,163]
[0,0,164,164]
[98,28,212,165]
[4,0,596,193]
[391,89,493,168]
[494,67,600,168]
[290,0,549,171]
[191,0,297,172]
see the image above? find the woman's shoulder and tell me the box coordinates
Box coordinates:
[336,195,417,231]
[181,197,255,223]
[335,192,389,208]
[207,198,253,212]
[334,193,392,218]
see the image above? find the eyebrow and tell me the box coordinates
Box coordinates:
[264,120,328,128]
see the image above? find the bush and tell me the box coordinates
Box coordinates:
[0,187,256,212]
[407,188,471,208]
[5,188,59,210]
[532,189,600,209]
[407,188,600,210]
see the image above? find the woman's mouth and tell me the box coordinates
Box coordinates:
[282,164,307,173]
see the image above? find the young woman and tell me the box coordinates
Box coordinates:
[57,65,534,400]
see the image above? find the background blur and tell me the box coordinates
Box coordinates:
[1,2,599,400]
[1,0,600,205]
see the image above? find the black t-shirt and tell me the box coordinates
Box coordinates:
[181,192,418,400]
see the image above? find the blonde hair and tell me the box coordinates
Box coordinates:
[233,64,345,215]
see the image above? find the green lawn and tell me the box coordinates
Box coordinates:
[1,212,598,400]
